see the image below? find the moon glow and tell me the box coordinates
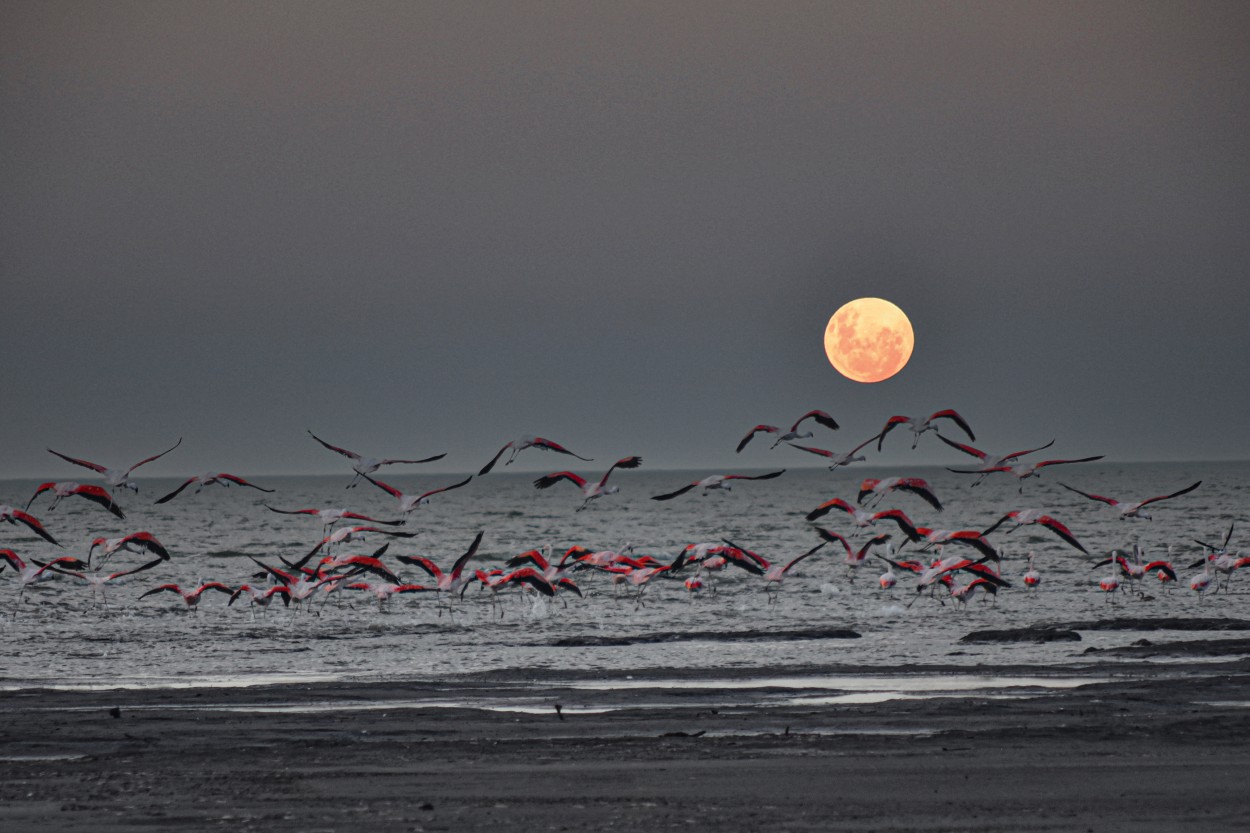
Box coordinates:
[824,298,914,383]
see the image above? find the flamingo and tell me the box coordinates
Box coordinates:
[45,438,182,496]
[533,456,642,511]
[155,473,275,504]
[1022,553,1042,592]
[909,527,1001,560]
[754,542,827,603]
[343,581,435,611]
[950,576,1000,606]
[478,436,592,475]
[360,473,473,514]
[1189,559,1218,599]
[651,470,786,501]
[246,559,357,612]
[783,432,882,470]
[914,554,1009,592]
[804,499,921,540]
[1098,559,1122,601]
[306,430,447,488]
[0,505,62,547]
[737,409,841,453]
[464,567,561,615]
[877,409,975,450]
[813,530,892,582]
[89,531,171,566]
[952,455,1105,491]
[1093,545,1177,596]
[857,477,942,511]
[263,504,406,534]
[26,482,125,519]
[981,509,1087,554]
[1190,522,1238,590]
[140,582,233,610]
[395,531,485,609]
[1058,480,1201,520]
[228,583,293,615]
[936,435,1056,485]
[46,557,164,610]
[1,550,90,616]
[298,525,418,562]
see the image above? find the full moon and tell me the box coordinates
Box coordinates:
[824,298,915,383]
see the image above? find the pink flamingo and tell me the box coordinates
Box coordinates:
[1,550,90,617]
[651,470,785,501]
[306,430,446,488]
[1058,480,1201,520]
[877,409,975,450]
[857,477,942,512]
[155,473,274,504]
[734,410,840,452]
[478,436,593,475]
[26,482,125,519]
[804,499,920,538]
[1022,553,1042,592]
[936,435,1055,485]
[782,433,881,470]
[46,556,164,609]
[140,582,233,610]
[395,531,485,611]
[981,509,1087,554]
[0,505,62,547]
[813,530,893,582]
[534,456,643,511]
[89,531,171,566]
[360,473,473,514]
[263,504,405,534]
[953,455,1104,491]
[46,438,182,496]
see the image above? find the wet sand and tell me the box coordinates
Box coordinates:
[3,636,1250,832]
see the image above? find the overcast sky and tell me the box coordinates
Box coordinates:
[3,1,1248,479]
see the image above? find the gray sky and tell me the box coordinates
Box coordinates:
[3,1,1248,479]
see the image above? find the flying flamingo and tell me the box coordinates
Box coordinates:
[1187,527,1241,592]
[298,525,418,562]
[857,477,942,511]
[981,509,1088,554]
[0,505,62,547]
[950,455,1104,490]
[228,583,293,616]
[343,581,435,612]
[140,582,233,610]
[754,542,827,603]
[914,554,1010,592]
[877,409,975,450]
[651,470,786,501]
[155,473,275,504]
[246,559,358,611]
[783,433,882,471]
[1058,480,1201,520]
[26,482,125,519]
[533,456,643,511]
[306,430,447,489]
[360,473,473,514]
[813,529,892,582]
[1,550,90,617]
[263,504,406,534]
[873,551,926,590]
[734,410,840,453]
[936,435,1056,485]
[89,531,171,566]
[950,576,1000,606]
[478,436,593,475]
[46,438,182,496]
[909,527,1001,560]
[395,531,485,610]
[46,556,164,610]
[804,499,921,539]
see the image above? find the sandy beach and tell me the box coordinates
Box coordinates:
[4,622,1249,833]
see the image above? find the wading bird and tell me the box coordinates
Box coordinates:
[857,477,942,511]
[89,531,171,566]
[306,430,447,488]
[1093,545,1177,597]
[804,499,920,539]
[47,557,164,609]
[46,438,182,496]
[783,433,882,471]
[735,410,840,453]
[0,505,62,547]
[533,456,643,511]
[936,436,1056,486]
[1,550,90,616]
[951,455,1105,491]
[478,436,592,475]
[877,409,975,450]
[26,482,125,519]
[651,470,786,501]
[263,504,406,534]
[140,582,233,610]
[155,474,275,504]
[814,530,892,582]
[360,473,473,514]
[1058,481,1202,521]
[981,509,1087,554]
[395,531,485,609]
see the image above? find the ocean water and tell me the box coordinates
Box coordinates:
[1,461,1245,691]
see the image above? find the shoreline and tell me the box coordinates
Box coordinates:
[3,647,1250,832]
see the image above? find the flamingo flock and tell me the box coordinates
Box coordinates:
[0,412,1241,621]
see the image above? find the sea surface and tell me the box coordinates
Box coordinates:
[1,462,1246,694]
